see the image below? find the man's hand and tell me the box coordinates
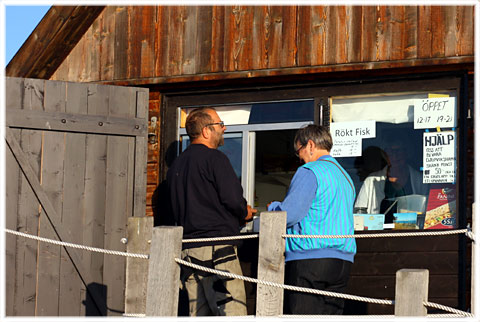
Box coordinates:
[244,205,258,222]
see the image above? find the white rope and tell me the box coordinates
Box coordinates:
[123,313,146,317]
[181,228,473,244]
[175,258,393,306]
[5,229,149,259]
[176,259,474,318]
[182,234,259,243]
[424,301,474,317]
[284,229,472,239]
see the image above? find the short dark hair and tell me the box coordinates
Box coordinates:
[185,107,215,140]
[294,124,333,151]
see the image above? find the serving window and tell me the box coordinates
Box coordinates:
[331,91,459,231]
[163,74,467,232]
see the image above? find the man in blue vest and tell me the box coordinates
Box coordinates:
[268,124,356,315]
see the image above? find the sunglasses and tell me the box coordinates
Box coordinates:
[295,145,305,157]
[206,121,225,128]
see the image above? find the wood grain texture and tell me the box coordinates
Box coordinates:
[211,6,225,72]
[13,5,475,83]
[389,6,405,61]
[417,6,432,58]
[5,78,23,317]
[394,269,429,316]
[311,6,327,66]
[58,83,86,316]
[361,5,377,62]
[103,86,135,315]
[347,6,362,63]
[457,6,474,56]
[403,6,418,59]
[256,211,286,316]
[145,226,183,316]
[296,6,312,67]
[36,80,65,316]
[431,6,446,58]
[195,6,213,74]
[125,217,153,314]
[114,6,128,80]
[6,6,104,79]
[251,6,268,69]
[168,6,185,75]
[17,79,44,316]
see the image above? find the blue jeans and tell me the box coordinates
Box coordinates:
[284,258,352,315]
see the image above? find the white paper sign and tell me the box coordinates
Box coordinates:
[330,120,376,140]
[414,97,456,129]
[331,138,362,157]
[423,131,456,183]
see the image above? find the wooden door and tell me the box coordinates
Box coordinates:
[5,77,148,316]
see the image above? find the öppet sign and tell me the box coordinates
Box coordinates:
[423,131,456,184]
[414,97,456,129]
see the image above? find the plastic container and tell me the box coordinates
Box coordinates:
[396,194,427,215]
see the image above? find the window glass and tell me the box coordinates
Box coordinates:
[180,100,314,127]
[331,92,458,231]
[248,100,314,124]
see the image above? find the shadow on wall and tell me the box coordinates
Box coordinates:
[83,283,107,316]
[153,141,178,227]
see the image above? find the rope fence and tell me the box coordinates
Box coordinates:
[4,226,475,318]
[4,228,149,259]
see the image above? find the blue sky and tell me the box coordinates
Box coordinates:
[5,5,51,66]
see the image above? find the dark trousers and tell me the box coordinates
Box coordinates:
[284,258,352,315]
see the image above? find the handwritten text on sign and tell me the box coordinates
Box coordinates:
[330,121,375,157]
[414,97,456,129]
[331,138,362,157]
[423,131,456,184]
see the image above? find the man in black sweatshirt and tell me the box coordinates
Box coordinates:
[166,107,256,316]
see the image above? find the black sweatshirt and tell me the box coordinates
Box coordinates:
[166,144,248,248]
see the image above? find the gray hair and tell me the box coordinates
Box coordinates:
[294,124,333,152]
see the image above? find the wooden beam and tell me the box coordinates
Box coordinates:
[4,129,108,314]
[6,6,105,79]
[6,108,147,136]
[98,56,474,88]
[133,90,149,217]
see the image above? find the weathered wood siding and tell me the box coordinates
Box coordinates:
[51,5,474,83]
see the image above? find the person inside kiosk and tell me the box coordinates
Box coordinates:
[353,134,430,225]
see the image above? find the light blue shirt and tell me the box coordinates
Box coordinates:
[267,166,318,227]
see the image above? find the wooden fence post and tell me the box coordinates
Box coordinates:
[125,217,153,315]
[394,269,429,316]
[145,226,183,316]
[256,211,286,316]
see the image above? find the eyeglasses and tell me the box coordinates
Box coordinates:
[206,121,225,128]
[295,145,305,157]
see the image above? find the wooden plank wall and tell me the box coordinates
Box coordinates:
[5,78,148,316]
[51,5,474,83]
[345,235,462,315]
[49,5,474,217]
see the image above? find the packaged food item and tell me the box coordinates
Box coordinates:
[424,185,456,229]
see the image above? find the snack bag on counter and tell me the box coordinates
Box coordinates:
[424,184,456,229]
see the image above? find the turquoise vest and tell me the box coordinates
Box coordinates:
[285,156,357,259]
